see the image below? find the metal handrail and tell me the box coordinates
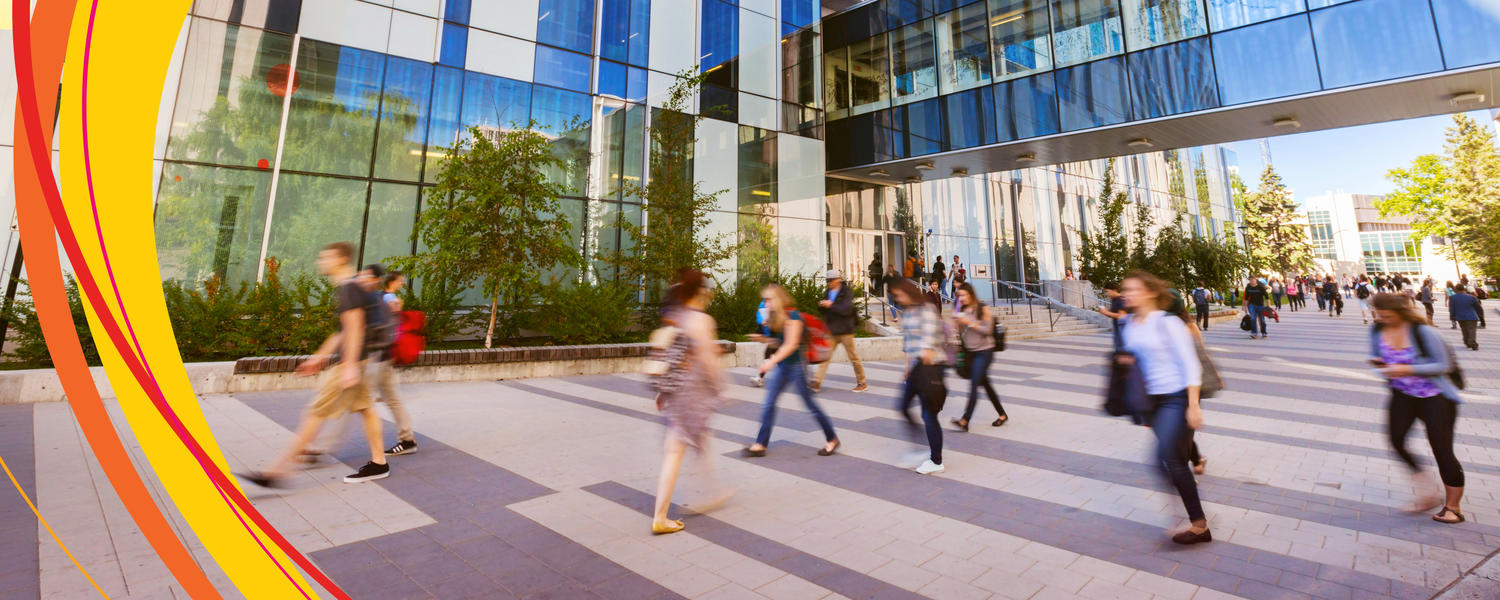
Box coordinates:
[1036,280,1111,312]
[991,280,1061,331]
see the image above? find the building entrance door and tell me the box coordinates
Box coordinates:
[844,231,882,290]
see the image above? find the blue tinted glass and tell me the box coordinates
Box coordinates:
[1211,15,1320,104]
[1430,0,1500,68]
[538,0,596,53]
[445,0,471,23]
[783,0,816,29]
[627,65,648,102]
[374,57,433,181]
[534,46,592,92]
[1055,56,1129,131]
[424,66,464,182]
[1205,0,1304,31]
[1305,0,1352,6]
[601,0,630,62]
[628,0,650,66]
[599,60,627,98]
[702,0,739,71]
[886,0,928,28]
[995,72,1059,140]
[901,97,945,156]
[461,72,531,132]
[1310,0,1442,89]
[944,86,997,149]
[1127,38,1218,119]
[439,23,467,68]
[532,86,593,134]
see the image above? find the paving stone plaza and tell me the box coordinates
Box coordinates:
[5,306,1500,600]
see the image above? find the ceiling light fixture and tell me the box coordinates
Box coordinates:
[951,167,969,176]
[1451,91,1486,105]
[1016,153,1037,163]
[905,175,922,182]
[1127,138,1153,148]
[1272,117,1301,129]
[867,168,889,177]
[914,162,935,171]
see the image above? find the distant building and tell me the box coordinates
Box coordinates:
[1299,190,1471,281]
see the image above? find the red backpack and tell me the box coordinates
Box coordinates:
[390,310,427,366]
[798,311,834,364]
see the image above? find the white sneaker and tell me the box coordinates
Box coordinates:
[750,375,764,388]
[915,460,945,475]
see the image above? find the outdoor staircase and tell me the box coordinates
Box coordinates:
[990,304,1109,341]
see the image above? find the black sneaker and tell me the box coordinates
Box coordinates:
[343,461,390,483]
[236,471,284,489]
[385,440,418,456]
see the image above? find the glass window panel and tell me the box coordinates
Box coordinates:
[445,0,471,23]
[1127,37,1217,119]
[266,174,368,277]
[989,0,1053,80]
[598,60,648,103]
[373,57,433,182]
[936,2,992,93]
[280,39,385,177]
[1055,56,1128,131]
[702,83,740,122]
[1122,0,1208,49]
[424,66,463,183]
[192,0,302,33]
[533,45,592,92]
[702,0,740,76]
[1430,0,1500,68]
[364,183,419,264]
[891,20,939,104]
[155,163,271,286]
[994,71,1059,140]
[598,102,647,201]
[887,0,931,28]
[783,0,818,30]
[537,0,596,53]
[1306,0,1353,7]
[849,34,891,114]
[600,0,631,62]
[741,11,778,98]
[1205,0,1304,31]
[782,29,820,107]
[944,86,997,149]
[165,20,292,168]
[1052,0,1124,67]
[738,126,778,211]
[628,0,651,66]
[900,97,945,155]
[738,208,780,283]
[459,71,532,139]
[531,86,593,196]
[823,46,851,118]
[1311,0,1443,89]
[1211,14,1320,105]
[439,22,467,68]
[585,199,623,279]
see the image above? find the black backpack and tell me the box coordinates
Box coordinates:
[1356,284,1371,299]
[1410,324,1465,390]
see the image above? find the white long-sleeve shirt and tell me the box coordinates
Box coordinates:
[1120,310,1201,395]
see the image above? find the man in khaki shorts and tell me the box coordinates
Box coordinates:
[238,242,391,486]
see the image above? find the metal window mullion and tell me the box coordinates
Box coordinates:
[256,33,302,283]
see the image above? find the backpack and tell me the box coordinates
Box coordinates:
[1356,284,1371,299]
[797,311,835,364]
[991,306,1007,352]
[389,311,427,366]
[1410,324,1466,391]
[1478,288,1490,300]
[1192,288,1209,306]
[363,290,396,355]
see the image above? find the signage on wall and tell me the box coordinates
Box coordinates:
[972,264,990,278]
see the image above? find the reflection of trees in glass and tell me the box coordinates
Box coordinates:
[893,187,922,258]
[738,208,779,284]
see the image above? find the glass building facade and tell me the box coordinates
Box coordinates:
[819,0,1500,170]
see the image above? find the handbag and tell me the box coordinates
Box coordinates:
[645,326,693,395]
[1239,314,1252,331]
[1195,338,1222,399]
[1103,320,1149,422]
[915,362,948,413]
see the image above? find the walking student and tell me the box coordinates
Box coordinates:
[1191,283,1211,331]
[1118,271,1210,544]
[811,269,868,393]
[1356,275,1375,324]
[1450,285,1481,351]
[377,269,418,456]
[931,257,947,299]
[1242,277,1269,339]
[952,283,1007,431]
[1270,277,1285,309]
[1369,293,1467,523]
[238,242,390,487]
[1420,278,1436,325]
[1324,276,1342,317]
[743,284,841,457]
[890,279,946,475]
[651,270,732,534]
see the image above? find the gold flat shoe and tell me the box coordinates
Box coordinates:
[651,519,685,535]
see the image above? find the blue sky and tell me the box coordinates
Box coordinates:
[1224,109,1497,206]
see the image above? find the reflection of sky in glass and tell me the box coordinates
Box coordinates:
[381,58,433,144]
[532,86,593,134]
[331,47,385,113]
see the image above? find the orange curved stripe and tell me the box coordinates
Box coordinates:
[10,2,222,598]
[1,453,113,599]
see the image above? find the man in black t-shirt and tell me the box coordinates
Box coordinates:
[239,242,391,487]
[1242,277,1269,339]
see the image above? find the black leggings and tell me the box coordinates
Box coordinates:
[1388,390,1464,488]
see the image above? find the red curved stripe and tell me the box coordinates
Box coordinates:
[10,2,351,598]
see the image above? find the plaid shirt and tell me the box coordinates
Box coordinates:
[900,304,942,357]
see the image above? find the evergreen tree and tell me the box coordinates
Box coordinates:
[1239,165,1314,276]
[1076,159,1131,289]
[1444,114,1500,276]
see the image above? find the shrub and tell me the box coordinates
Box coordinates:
[1,277,100,367]
[707,277,762,339]
[538,279,636,344]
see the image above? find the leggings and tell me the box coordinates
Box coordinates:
[961,349,1005,421]
[899,364,944,464]
[1388,390,1464,488]
[1148,391,1205,522]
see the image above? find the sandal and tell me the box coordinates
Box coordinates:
[1433,507,1465,524]
[651,519,685,535]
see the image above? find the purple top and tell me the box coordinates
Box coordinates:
[1379,339,1444,398]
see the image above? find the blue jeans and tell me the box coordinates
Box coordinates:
[886,293,903,320]
[962,349,1005,421]
[1247,304,1268,335]
[1148,391,1205,522]
[755,360,837,446]
[898,364,943,464]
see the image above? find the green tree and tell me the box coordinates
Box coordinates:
[1444,114,1500,276]
[1187,235,1250,296]
[1239,165,1313,276]
[408,123,579,347]
[1150,209,1194,289]
[1077,159,1131,289]
[1128,195,1156,272]
[609,69,740,297]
